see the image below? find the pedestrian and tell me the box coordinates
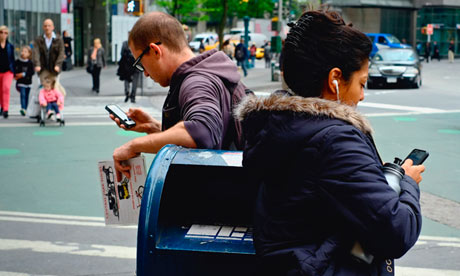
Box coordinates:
[249,44,257,67]
[235,10,424,275]
[222,39,233,60]
[62,30,73,71]
[279,39,289,90]
[416,42,422,56]
[424,41,431,63]
[39,77,64,121]
[448,40,455,63]
[263,41,271,68]
[33,19,66,96]
[14,45,34,116]
[87,38,106,93]
[109,11,249,181]
[234,38,248,77]
[117,39,140,103]
[432,41,440,61]
[0,25,15,119]
[199,40,205,54]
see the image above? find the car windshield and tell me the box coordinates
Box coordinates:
[193,37,204,42]
[386,34,401,44]
[373,50,416,62]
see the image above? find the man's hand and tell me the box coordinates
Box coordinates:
[109,108,161,134]
[54,66,60,73]
[35,66,41,72]
[113,141,139,182]
[401,159,425,185]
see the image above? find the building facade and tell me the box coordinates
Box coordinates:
[326,0,459,57]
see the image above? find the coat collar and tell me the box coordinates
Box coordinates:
[235,92,373,135]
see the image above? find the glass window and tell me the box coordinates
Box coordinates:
[373,49,416,62]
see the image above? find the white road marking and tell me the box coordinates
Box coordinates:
[396,266,460,276]
[0,238,136,259]
[359,102,444,113]
[0,272,55,276]
[0,211,136,228]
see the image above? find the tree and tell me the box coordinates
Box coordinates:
[204,0,274,50]
[156,0,203,22]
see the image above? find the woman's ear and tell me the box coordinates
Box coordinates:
[327,67,343,95]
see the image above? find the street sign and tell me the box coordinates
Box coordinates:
[427,24,433,35]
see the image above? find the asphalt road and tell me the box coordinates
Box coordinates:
[1,58,459,276]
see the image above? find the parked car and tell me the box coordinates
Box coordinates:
[189,33,218,52]
[367,48,423,89]
[366,33,412,57]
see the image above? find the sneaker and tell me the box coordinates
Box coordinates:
[131,98,136,103]
[3,111,8,119]
[20,109,26,116]
[56,113,61,121]
[47,111,53,119]
[124,95,129,103]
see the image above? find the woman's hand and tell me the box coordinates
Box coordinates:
[110,108,161,134]
[401,159,425,185]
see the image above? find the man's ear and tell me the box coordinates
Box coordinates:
[150,42,162,57]
[327,67,343,95]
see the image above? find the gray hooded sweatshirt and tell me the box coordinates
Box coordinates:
[164,49,243,150]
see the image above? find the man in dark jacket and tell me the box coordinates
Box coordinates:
[234,38,248,76]
[110,12,248,181]
[33,19,65,93]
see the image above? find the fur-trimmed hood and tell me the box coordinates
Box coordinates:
[235,93,373,135]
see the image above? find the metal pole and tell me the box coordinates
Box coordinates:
[278,0,283,29]
[0,0,4,26]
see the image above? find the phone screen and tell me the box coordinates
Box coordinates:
[405,149,429,165]
[106,105,135,128]
[108,105,130,121]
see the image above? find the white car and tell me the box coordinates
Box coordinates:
[189,33,218,52]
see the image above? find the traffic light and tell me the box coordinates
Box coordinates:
[271,17,279,32]
[125,0,143,16]
[421,27,426,35]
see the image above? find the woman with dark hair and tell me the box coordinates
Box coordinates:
[62,30,73,71]
[236,10,425,275]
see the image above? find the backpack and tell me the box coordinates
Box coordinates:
[235,46,245,60]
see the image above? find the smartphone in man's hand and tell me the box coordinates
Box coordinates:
[105,104,136,129]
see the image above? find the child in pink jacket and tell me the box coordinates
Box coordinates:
[39,78,64,120]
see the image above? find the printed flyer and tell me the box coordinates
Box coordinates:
[98,156,146,225]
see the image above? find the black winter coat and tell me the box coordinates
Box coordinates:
[235,93,422,276]
[117,41,136,81]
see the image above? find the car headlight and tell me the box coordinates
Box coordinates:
[405,67,419,74]
[368,65,381,75]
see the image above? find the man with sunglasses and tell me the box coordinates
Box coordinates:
[110,12,248,181]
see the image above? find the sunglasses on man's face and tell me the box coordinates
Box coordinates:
[132,42,162,72]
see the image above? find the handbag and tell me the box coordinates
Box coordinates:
[86,61,93,74]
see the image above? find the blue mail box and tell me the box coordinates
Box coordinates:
[137,145,258,275]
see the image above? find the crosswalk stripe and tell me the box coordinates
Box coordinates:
[0,238,136,260]
[396,266,460,276]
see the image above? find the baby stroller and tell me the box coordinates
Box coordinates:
[39,103,65,127]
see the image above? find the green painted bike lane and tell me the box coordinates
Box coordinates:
[0,125,154,218]
[1,112,459,237]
